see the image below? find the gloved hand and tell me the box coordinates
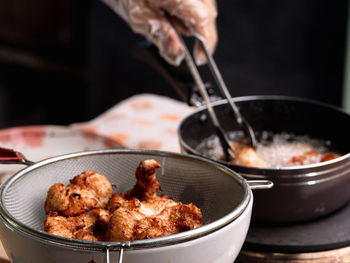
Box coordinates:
[101,0,218,66]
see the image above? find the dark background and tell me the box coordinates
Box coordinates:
[0,0,348,128]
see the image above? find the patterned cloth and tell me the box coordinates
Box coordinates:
[0,94,195,184]
[72,93,196,152]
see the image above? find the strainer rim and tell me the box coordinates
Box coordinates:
[0,149,251,251]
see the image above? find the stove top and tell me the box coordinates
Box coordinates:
[237,200,350,262]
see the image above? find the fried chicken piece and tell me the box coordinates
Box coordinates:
[133,203,202,240]
[44,212,75,239]
[107,191,175,215]
[44,159,203,242]
[288,151,341,166]
[106,206,143,241]
[70,171,113,206]
[231,142,272,168]
[44,171,113,216]
[106,193,128,211]
[288,150,319,166]
[106,197,202,241]
[125,159,161,200]
[105,194,176,241]
[320,153,341,162]
[106,159,202,241]
[44,209,111,241]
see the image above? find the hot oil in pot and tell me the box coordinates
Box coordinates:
[195,131,341,168]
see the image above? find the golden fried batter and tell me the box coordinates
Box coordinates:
[106,160,202,241]
[44,209,110,241]
[125,159,161,200]
[106,200,202,241]
[44,159,203,242]
[133,203,202,240]
[106,195,177,241]
[44,171,113,216]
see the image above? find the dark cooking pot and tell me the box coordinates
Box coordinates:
[131,43,350,223]
[179,96,350,223]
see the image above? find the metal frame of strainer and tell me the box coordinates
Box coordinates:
[0,149,272,262]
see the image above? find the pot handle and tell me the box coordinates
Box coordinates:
[247,180,273,190]
[0,147,34,166]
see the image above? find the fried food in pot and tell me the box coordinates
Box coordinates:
[230,141,341,168]
[231,142,272,168]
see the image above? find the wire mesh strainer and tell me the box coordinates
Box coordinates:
[0,149,270,262]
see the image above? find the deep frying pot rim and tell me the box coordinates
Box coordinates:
[178,95,350,177]
[0,149,251,252]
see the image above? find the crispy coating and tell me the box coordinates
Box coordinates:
[107,198,202,241]
[70,171,113,206]
[106,160,202,241]
[44,212,75,239]
[44,159,202,242]
[133,203,202,240]
[44,171,113,216]
[125,159,161,200]
[44,209,111,241]
[105,195,176,241]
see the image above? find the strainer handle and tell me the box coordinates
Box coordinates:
[0,147,34,166]
[105,246,124,263]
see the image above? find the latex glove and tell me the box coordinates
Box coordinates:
[101,0,218,66]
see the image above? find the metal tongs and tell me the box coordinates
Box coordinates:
[175,32,257,161]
